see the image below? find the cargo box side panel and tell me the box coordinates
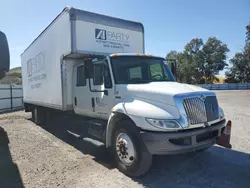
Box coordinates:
[21,12,71,109]
[75,20,144,55]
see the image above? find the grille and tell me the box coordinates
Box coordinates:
[183,96,219,125]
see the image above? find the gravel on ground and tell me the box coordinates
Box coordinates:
[0,91,250,188]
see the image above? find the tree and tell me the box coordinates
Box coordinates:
[166,37,229,84]
[183,38,205,84]
[226,23,250,83]
[225,52,250,83]
[246,24,250,44]
[184,38,203,55]
[201,37,229,83]
[245,23,250,59]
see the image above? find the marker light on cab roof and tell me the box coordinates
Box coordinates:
[111,53,153,57]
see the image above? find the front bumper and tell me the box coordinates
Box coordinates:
[140,119,226,155]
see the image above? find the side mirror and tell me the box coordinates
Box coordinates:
[0,31,10,79]
[171,62,176,77]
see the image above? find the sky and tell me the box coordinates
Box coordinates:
[0,0,249,75]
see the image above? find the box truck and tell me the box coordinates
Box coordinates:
[21,6,231,177]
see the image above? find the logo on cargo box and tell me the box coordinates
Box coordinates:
[95,29,106,40]
[95,28,130,42]
[27,52,45,77]
[26,51,47,89]
[95,28,130,50]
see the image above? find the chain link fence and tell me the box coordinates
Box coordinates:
[200,83,250,90]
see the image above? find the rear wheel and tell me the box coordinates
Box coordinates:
[112,120,152,177]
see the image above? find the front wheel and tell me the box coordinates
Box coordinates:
[112,120,152,177]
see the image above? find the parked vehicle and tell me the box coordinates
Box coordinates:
[21,6,231,177]
[0,31,10,79]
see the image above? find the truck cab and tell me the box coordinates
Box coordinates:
[72,53,226,176]
[73,54,176,120]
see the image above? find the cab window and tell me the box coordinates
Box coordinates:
[76,65,86,86]
[93,63,103,85]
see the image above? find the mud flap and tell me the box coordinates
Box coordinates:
[216,120,232,149]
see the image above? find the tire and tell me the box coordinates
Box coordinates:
[112,120,152,177]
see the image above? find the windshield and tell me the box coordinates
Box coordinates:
[110,56,175,84]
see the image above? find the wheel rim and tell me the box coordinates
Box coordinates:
[116,133,135,166]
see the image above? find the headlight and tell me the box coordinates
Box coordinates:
[146,118,182,130]
[219,107,225,120]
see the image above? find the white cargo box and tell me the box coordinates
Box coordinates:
[21,6,144,110]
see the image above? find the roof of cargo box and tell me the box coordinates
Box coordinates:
[21,6,144,55]
[69,7,144,32]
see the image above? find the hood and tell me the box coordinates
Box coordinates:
[116,82,211,106]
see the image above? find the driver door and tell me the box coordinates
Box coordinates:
[90,59,115,119]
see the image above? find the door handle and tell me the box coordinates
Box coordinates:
[74,97,77,106]
[91,98,95,112]
[91,98,95,108]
